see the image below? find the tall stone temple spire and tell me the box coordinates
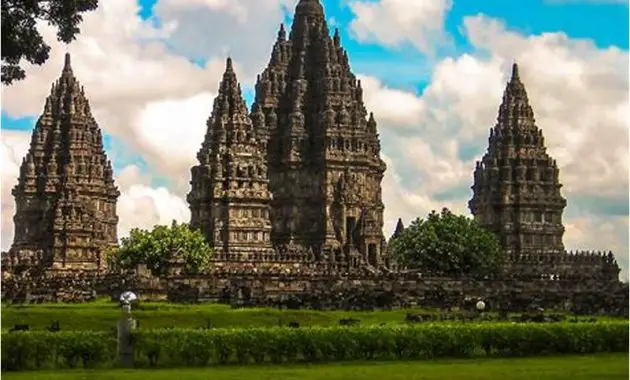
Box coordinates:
[469,63,566,254]
[252,0,386,265]
[7,53,120,270]
[188,58,274,257]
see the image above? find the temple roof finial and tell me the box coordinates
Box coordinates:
[295,0,324,16]
[61,53,74,77]
[278,23,286,41]
[226,57,234,73]
[393,218,405,238]
[511,61,520,82]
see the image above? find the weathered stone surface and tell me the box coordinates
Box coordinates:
[2,267,626,316]
[467,64,621,283]
[188,58,275,258]
[469,63,566,255]
[4,54,119,271]
[251,0,387,265]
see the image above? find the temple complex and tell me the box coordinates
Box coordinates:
[469,63,567,255]
[1,1,623,310]
[188,58,275,257]
[4,53,119,271]
[190,0,387,266]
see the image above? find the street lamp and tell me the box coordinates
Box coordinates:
[476,300,486,312]
[117,290,138,368]
[119,291,138,314]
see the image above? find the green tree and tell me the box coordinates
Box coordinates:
[109,221,213,276]
[390,208,504,278]
[1,0,98,85]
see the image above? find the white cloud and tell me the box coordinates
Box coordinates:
[359,76,424,127]
[116,166,190,237]
[152,0,296,83]
[564,216,629,281]
[348,0,452,55]
[0,131,31,251]
[134,92,216,194]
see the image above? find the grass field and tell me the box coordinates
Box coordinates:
[2,354,628,380]
[2,299,618,331]
[1,301,432,331]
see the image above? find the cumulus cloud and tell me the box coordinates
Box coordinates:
[564,216,629,281]
[359,76,424,127]
[133,92,216,194]
[348,0,452,55]
[116,165,191,237]
[152,0,296,83]
[0,131,31,251]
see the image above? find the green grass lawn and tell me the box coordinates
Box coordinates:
[2,299,619,332]
[1,301,432,331]
[2,354,628,380]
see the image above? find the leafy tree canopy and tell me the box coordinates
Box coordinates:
[108,221,213,276]
[389,208,504,278]
[1,0,98,85]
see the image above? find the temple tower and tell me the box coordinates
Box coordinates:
[252,0,386,265]
[391,218,405,240]
[188,58,274,257]
[7,53,119,270]
[469,63,566,254]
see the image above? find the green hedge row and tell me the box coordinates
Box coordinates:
[1,330,116,371]
[2,322,628,371]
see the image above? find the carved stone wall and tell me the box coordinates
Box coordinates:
[5,54,119,271]
[251,0,386,263]
[2,264,625,316]
[187,58,274,257]
[469,64,566,255]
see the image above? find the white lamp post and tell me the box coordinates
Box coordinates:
[476,300,486,312]
[117,291,138,368]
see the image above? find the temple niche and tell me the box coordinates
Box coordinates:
[469,63,567,256]
[5,54,119,271]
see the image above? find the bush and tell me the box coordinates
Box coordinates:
[2,322,628,371]
[1,330,116,371]
[131,322,628,367]
[389,208,504,278]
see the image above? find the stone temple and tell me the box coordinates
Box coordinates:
[469,63,567,255]
[1,0,624,313]
[189,0,387,266]
[1,0,622,290]
[187,58,276,258]
[4,54,119,271]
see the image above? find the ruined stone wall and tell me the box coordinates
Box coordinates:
[2,264,626,315]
